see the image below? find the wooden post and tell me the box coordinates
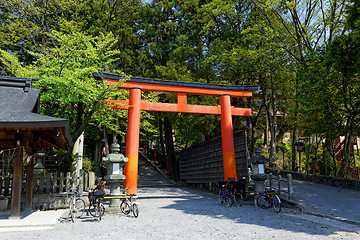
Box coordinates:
[25,162,34,211]
[0,173,3,196]
[277,175,282,195]
[10,147,23,218]
[59,172,64,193]
[52,173,58,193]
[33,171,38,192]
[39,170,45,193]
[66,172,71,191]
[46,172,51,193]
[84,171,89,190]
[269,173,273,192]
[287,174,293,199]
[89,172,95,188]
[79,170,84,192]
[4,172,10,196]
[72,171,77,189]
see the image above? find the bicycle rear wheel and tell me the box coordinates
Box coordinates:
[120,201,131,215]
[132,203,139,218]
[272,195,281,213]
[225,192,234,207]
[256,195,271,209]
[75,198,86,218]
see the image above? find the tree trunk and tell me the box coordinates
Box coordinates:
[269,82,277,166]
[158,112,166,169]
[291,129,298,171]
[338,133,351,177]
[327,138,338,176]
[164,116,177,180]
[103,128,110,156]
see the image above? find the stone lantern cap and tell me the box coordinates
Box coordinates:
[249,147,268,164]
[102,143,128,163]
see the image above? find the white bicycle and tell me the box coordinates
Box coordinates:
[120,187,139,218]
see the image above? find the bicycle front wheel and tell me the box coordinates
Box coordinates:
[237,193,244,207]
[98,203,105,221]
[120,201,131,215]
[272,195,281,213]
[89,204,99,217]
[75,198,86,218]
[132,203,139,218]
[256,195,271,209]
[69,199,75,222]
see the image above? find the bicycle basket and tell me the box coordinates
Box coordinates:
[94,190,105,198]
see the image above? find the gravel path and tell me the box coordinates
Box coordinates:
[0,155,359,239]
[0,185,359,240]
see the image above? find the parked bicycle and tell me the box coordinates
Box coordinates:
[256,191,281,213]
[219,181,236,207]
[68,188,85,222]
[231,179,246,206]
[120,187,139,218]
[219,180,246,207]
[88,186,106,221]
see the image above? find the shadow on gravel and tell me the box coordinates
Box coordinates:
[154,187,358,236]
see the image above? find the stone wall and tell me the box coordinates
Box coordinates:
[20,193,90,211]
[266,168,360,191]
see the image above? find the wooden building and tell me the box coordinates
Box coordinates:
[0,76,73,218]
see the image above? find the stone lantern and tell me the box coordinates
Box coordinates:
[102,143,128,212]
[249,146,268,193]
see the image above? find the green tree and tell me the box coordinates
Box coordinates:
[0,31,126,146]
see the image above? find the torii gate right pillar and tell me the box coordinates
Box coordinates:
[220,94,237,181]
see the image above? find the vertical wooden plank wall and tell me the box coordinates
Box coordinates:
[179,130,248,184]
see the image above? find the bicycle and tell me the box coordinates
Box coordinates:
[231,179,246,207]
[68,188,86,222]
[120,187,139,218]
[256,191,281,213]
[88,188,105,221]
[218,181,234,207]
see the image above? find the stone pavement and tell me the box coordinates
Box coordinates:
[0,209,66,232]
[290,179,360,225]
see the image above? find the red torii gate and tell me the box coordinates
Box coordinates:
[94,73,259,195]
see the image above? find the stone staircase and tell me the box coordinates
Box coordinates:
[137,152,176,188]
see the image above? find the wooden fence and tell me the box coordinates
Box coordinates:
[0,170,95,197]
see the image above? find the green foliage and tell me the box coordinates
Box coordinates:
[82,156,94,172]
[1,0,359,178]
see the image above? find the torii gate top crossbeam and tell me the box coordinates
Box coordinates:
[94,73,259,98]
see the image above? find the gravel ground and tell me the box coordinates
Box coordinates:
[0,186,359,240]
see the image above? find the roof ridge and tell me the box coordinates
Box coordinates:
[0,76,39,92]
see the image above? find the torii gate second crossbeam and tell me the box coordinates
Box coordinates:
[94,73,259,195]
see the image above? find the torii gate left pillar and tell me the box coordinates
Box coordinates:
[97,73,259,195]
[123,88,141,192]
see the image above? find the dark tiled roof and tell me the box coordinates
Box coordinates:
[93,72,260,91]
